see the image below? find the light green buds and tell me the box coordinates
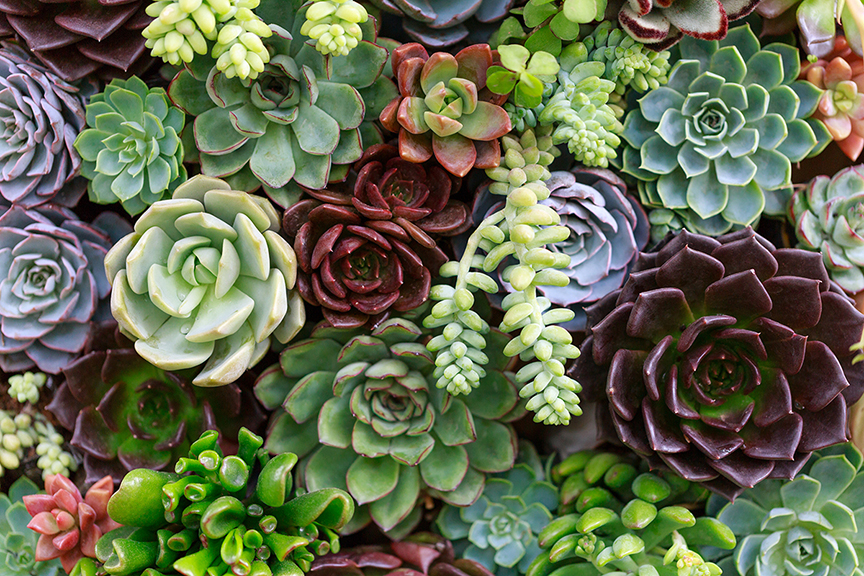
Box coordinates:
[300,0,368,56]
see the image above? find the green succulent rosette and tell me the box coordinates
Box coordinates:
[74,77,187,216]
[104,174,305,387]
[437,443,559,576]
[168,0,395,203]
[255,318,524,538]
[706,444,864,576]
[621,25,831,236]
[1,477,62,576]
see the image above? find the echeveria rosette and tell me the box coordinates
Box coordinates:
[103,175,305,387]
[437,443,558,576]
[621,25,830,237]
[571,227,864,500]
[0,477,63,576]
[469,168,650,332]
[524,450,735,576]
[789,165,864,295]
[255,318,522,537]
[282,194,449,329]
[168,0,393,197]
[74,77,187,216]
[706,444,864,576]
[379,43,511,178]
[0,206,129,375]
[0,43,87,209]
[47,340,265,485]
[23,475,121,574]
[96,427,355,576]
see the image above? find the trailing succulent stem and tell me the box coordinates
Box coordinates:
[426,127,581,425]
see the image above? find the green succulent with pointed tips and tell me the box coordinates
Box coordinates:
[104,174,305,387]
[75,77,187,216]
[707,444,864,576]
[255,317,524,538]
[621,25,830,236]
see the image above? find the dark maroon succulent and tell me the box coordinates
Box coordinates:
[311,533,493,576]
[571,227,864,499]
[47,333,266,484]
[0,0,152,81]
[283,188,449,329]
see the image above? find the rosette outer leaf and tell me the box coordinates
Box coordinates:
[104,175,305,386]
[571,227,864,499]
[255,318,523,537]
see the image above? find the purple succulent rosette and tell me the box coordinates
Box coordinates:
[0,204,130,373]
[0,43,88,208]
[469,168,649,331]
[572,228,864,499]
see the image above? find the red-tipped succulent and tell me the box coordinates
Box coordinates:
[380,43,511,178]
[23,475,121,573]
[572,228,864,499]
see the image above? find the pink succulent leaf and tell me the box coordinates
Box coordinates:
[79,524,102,559]
[53,489,80,515]
[28,511,61,535]
[839,133,864,159]
[35,534,64,562]
[24,494,59,516]
[398,98,431,134]
[826,57,855,85]
[54,510,77,532]
[849,95,864,118]
[77,502,96,533]
[48,475,82,502]
[60,549,85,575]
[432,133,476,177]
[454,44,492,88]
[52,528,80,553]
[823,112,853,139]
[83,476,115,521]
[806,65,827,88]
[399,130,434,163]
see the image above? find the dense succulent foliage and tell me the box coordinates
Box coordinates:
[74,77,187,216]
[756,0,864,57]
[0,477,63,576]
[97,427,354,576]
[7,372,47,405]
[789,164,864,294]
[255,317,522,536]
[103,175,304,386]
[707,444,864,576]
[0,205,128,374]
[526,449,736,576]
[47,334,265,484]
[572,227,864,499]
[622,26,830,236]
[366,0,511,47]
[0,410,77,480]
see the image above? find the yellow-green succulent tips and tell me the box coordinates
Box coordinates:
[300,0,368,56]
[104,175,306,386]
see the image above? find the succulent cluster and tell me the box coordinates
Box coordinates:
[97,428,354,576]
[0,477,63,576]
[0,411,77,480]
[7,372,47,405]
[301,0,369,56]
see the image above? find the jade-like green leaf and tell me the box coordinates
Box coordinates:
[369,465,421,531]
[346,456,400,504]
[420,441,470,492]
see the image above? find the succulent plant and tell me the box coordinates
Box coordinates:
[366,0,512,47]
[800,36,864,161]
[621,26,831,237]
[487,45,560,109]
[97,427,354,576]
[7,372,47,405]
[571,227,864,500]
[311,533,494,576]
[282,189,449,329]
[0,411,40,478]
[104,175,304,386]
[301,0,369,56]
[0,205,129,375]
[756,0,864,57]
[0,477,63,576]
[74,76,187,216]
[426,128,582,426]
[47,336,265,484]
[0,43,87,208]
[379,43,511,178]
[525,450,735,576]
[0,0,152,81]
[606,0,757,49]
[789,165,864,295]
[255,317,522,536]
[707,444,864,576]
[23,475,120,574]
[33,426,77,481]
[0,411,76,481]
[470,168,649,332]
[436,443,558,576]
[168,0,391,194]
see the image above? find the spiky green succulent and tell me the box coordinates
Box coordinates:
[74,77,187,216]
[255,317,523,538]
[104,175,305,386]
[437,443,558,576]
[0,477,62,576]
[525,451,735,576]
[707,444,864,576]
[168,0,392,197]
[6,372,46,405]
[621,25,831,236]
[97,427,354,576]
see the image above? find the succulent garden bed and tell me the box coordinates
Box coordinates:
[3,1,864,576]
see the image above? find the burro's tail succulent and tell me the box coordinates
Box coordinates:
[104,175,305,386]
